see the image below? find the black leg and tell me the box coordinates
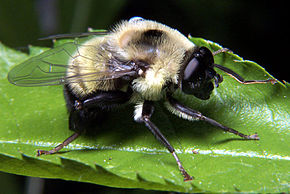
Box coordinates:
[37,132,80,156]
[167,97,259,140]
[64,84,132,111]
[37,88,132,156]
[214,64,277,84]
[69,89,133,132]
[135,101,193,181]
[82,89,132,109]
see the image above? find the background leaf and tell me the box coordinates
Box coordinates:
[0,37,289,193]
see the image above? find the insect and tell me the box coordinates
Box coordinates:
[8,17,276,181]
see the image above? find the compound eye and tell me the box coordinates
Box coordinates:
[183,58,199,80]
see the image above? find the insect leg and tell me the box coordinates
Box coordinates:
[135,100,193,181]
[166,96,259,140]
[37,132,80,156]
[82,89,132,109]
[214,64,277,84]
[37,89,132,156]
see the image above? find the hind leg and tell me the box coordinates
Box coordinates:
[37,88,132,156]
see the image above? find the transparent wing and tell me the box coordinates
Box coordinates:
[8,37,136,87]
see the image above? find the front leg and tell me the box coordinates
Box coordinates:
[134,100,193,181]
[214,64,276,85]
[165,96,259,140]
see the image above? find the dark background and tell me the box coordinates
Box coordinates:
[0,1,288,193]
[1,0,288,82]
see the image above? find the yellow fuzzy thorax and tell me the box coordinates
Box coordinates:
[66,18,196,100]
[113,20,194,101]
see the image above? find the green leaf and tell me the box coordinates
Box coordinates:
[0,37,289,193]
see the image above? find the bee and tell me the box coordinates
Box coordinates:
[8,17,276,181]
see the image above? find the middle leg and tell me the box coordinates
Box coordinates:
[134,100,193,181]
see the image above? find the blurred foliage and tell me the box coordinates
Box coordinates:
[0,0,127,48]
